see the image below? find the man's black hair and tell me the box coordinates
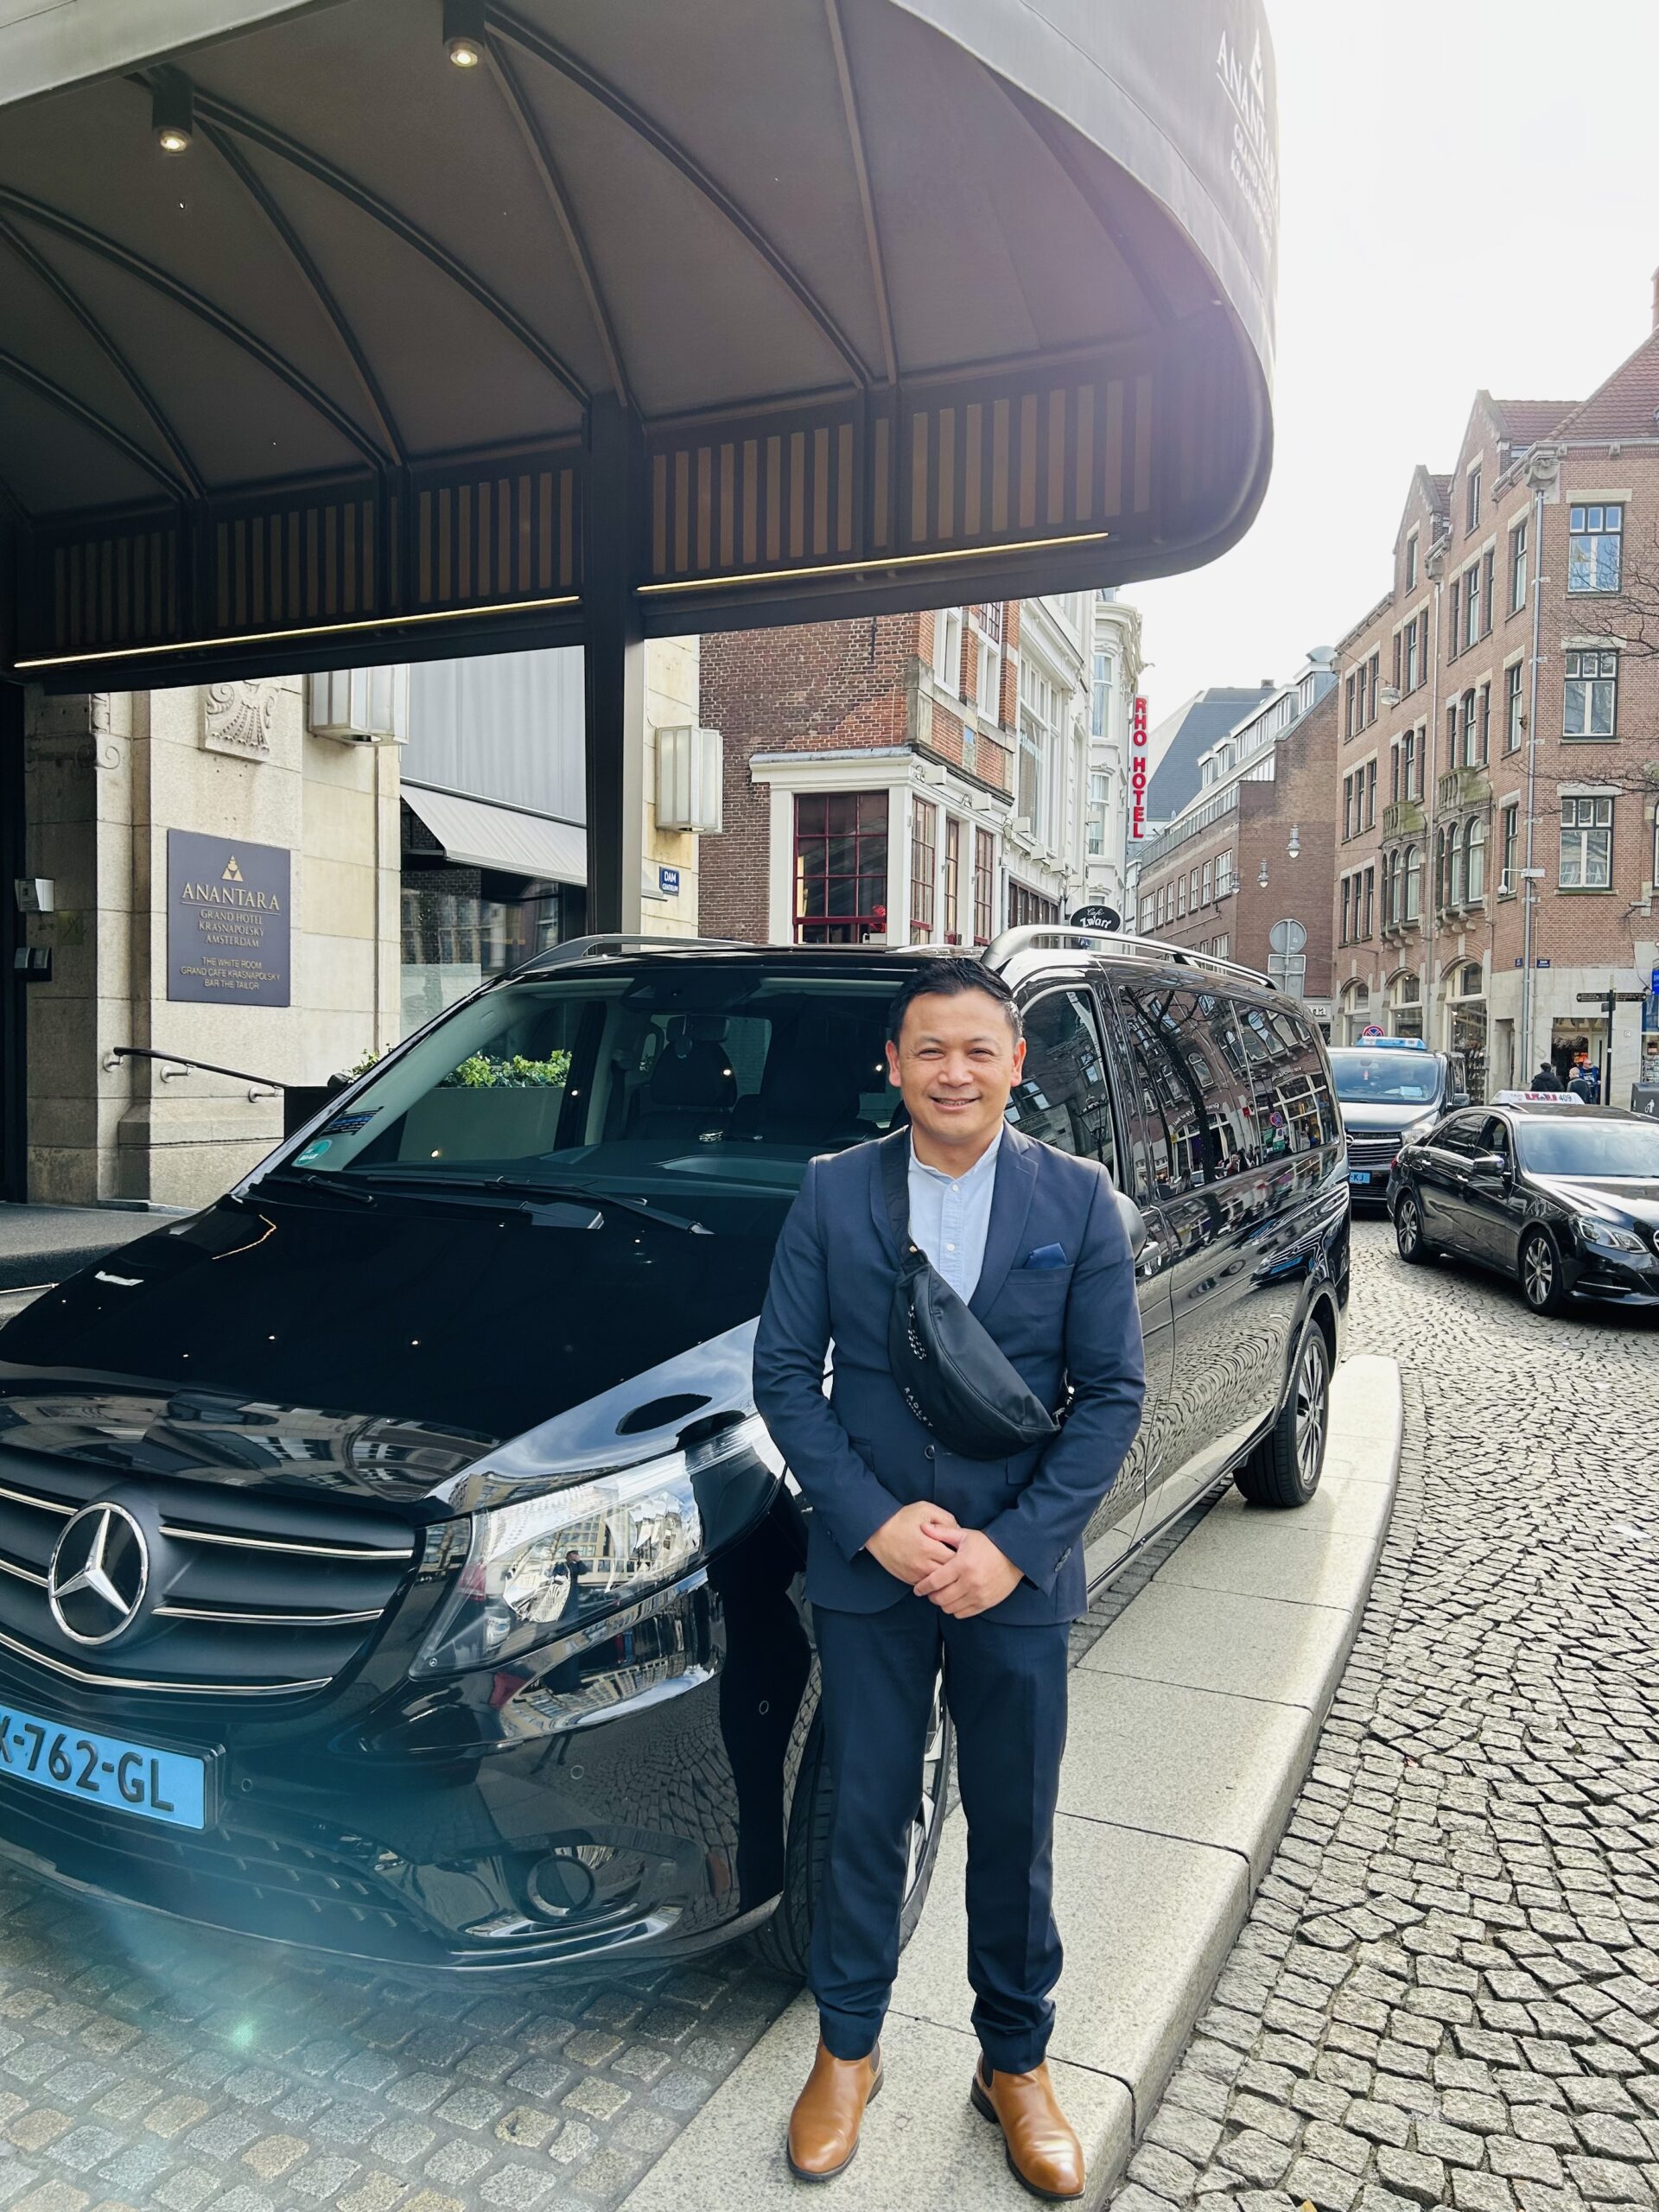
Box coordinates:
[886,957,1022,1046]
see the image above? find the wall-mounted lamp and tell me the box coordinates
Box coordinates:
[443,0,486,67]
[1287,823,1301,861]
[151,68,194,153]
[1258,858,1269,890]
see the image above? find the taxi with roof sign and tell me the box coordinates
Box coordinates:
[1388,1097,1659,1314]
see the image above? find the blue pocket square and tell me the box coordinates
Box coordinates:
[1023,1243,1068,1270]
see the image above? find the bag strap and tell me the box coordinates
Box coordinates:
[878,1128,914,1256]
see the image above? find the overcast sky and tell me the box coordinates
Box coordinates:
[1128,0,1659,721]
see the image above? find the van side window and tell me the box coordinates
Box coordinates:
[1187,992,1262,1176]
[1234,1001,1330,1159]
[1010,988,1118,1179]
[1117,985,1211,1199]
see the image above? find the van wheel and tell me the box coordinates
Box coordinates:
[1394,1192,1434,1265]
[1236,1322,1330,1509]
[753,1672,952,1980]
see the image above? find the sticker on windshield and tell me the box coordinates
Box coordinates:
[295,1139,333,1164]
[322,1110,378,1135]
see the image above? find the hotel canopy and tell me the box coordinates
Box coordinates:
[0,0,1279,923]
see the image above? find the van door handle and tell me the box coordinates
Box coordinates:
[1137,1239,1163,1278]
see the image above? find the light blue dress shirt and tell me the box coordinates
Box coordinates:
[907,1123,1003,1301]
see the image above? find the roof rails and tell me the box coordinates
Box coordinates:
[518,932,751,973]
[982,925,1277,993]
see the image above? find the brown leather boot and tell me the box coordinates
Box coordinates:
[970,2056,1084,2200]
[786,2038,883,2182]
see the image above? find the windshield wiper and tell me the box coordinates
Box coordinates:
[257,1166,376,1205]
[353,1171,710,1236]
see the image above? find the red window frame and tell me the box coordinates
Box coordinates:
[793,791,889,944]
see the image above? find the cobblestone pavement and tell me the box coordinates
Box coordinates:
[0,1290,1208,2212]
[1109,1218,1659,2212]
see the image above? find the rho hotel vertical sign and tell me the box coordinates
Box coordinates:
[1129,696,1149,841]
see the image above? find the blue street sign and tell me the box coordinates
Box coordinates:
[1536,958,1552,969]
[658,865,681,895]
[1650,966,1659,995]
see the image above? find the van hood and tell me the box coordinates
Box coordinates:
[1336,1101,1443,1134]
[0,1190,776,1511]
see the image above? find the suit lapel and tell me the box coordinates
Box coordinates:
[969,1125,1039,1319]
[868,1128,909,1263]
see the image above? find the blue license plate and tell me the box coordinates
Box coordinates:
[1349,1170,1372,1185]
[0,1703,207,1829]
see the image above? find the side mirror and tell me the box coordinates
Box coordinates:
[1468,1152,1508,1182]
[1116,1191,1150,1259]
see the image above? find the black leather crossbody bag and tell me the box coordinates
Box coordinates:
[879,1132,1060,1461]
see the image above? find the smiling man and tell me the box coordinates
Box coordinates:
[753,957,1146,2196]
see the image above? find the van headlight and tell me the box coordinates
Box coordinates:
[412,1418,778,1676]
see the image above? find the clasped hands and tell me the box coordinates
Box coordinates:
[865,1500,1021,1618]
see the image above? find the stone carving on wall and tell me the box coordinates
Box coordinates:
[200,682,274,760]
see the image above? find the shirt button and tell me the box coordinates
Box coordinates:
[946,1243,957,1252]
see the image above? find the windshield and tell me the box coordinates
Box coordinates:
[1327,1048,1446,1107]
[263,965,904,1221]
[1516,1119,1659,1179]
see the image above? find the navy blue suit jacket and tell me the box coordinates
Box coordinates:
[753,1127,1147,1624]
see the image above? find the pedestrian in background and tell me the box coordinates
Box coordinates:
[1532,1062,1565,1094]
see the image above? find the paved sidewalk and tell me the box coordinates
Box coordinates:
[619,1354,1402,2212]
[1106,1220,1659,2212]
[0,1201,158,1292]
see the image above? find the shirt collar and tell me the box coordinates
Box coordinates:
[908,1120,1004,1186]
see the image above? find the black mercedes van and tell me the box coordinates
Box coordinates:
[0,930,1347,1974]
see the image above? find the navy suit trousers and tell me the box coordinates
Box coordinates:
[810,1599,1070,2075]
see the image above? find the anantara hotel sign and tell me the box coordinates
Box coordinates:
[167,830,290,1006]
[1129,696,1149,841]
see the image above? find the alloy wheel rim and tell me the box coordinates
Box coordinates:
[1398,1199,1419,1255]
[905,1679,948,1898]
[1524,1235,1554,1306]
[1295,1338,1327,1489]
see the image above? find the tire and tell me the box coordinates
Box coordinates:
[1518,1226,1571,1317]
[753,1670,953,1979]
[1393,1190,1434,1266]
[1236,1319,1331,1509]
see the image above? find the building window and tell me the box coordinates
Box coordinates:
[1344,671,1356,738]
[1141,897,1154,932]
[1458,685,1486,767]
[1090,652,1114,738]
[1342,772,1354,842]
[1466,465,1481,532]
[933,606,963,693]
[1560,795,1613,888]
[1465,817,1487,903]
[1504,661,1523,753]
[1367,651,1379,724]
[1177,872,1188,918]
[1404,619,1420,694]
[942,816,961,942]
[1201,858,1212,904]
[1439,825,1455,910]
[794,790,889,944]
[1510,518,1528,613]
[1499,800,1519,894]
[1017,659,1062,848]
[1339,876,1351,946]
[1365,758,1377,829]
[1464,561,1482,650]
[910,797,937,943]
[1405,531,1419,592]
[1268,918,1306,995]
[1402,727,1419,800]
[1007,879,1059,929]
[1403,842,1422,923]
[1449,577,1460,657]
[1563,648,1618,739]
[976,633,1000,717]
[973,826,994,944]
[1217,849,1234,897]
[1568,505,1623,594]
[1190,868,1200,911]
[1382,847,1400,927]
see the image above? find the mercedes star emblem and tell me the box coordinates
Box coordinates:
[47,1503,150,1646]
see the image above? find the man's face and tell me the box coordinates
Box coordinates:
[886,988,1025,1156]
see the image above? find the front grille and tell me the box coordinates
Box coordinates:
[0,1447,417,1696]
[1346,1134,1402,1171]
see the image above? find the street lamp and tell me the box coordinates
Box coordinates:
[1257,826,1301,891]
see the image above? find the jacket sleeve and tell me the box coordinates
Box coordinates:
[980,1169,1146,1593]
[752,1157,906,1564]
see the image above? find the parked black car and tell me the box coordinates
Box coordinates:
[1330,1039,1469,1209]
[1389,1096,1659,1313]
[0,931,1348,1974]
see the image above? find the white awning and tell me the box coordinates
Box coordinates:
[403,786,585,887]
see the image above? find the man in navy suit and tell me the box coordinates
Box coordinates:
[753,958,1145,2196]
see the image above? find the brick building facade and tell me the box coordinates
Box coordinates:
[700,594,1102,949]
[1128,664,1338,1023]
[1330,320,1659,1103]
